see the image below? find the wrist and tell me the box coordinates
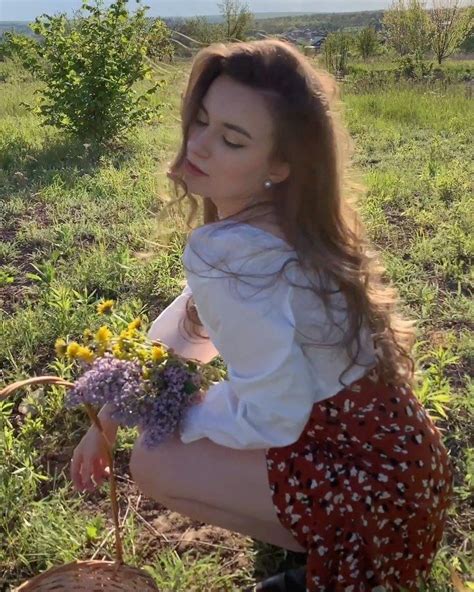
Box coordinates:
[96,404,119,438]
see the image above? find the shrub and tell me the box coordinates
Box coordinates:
[20,0,167,143]
[324,31,352,76]
[146,18,175,62]
[0,31,41,67]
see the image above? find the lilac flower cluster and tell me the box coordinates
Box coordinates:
[64,353,204,448]
[65,354,148,427]
[141,364,203,448]
[65,354,142,408]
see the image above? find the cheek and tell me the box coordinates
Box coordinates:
[218,150,264,184]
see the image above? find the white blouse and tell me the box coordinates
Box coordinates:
[148,281,219,365]
[149,220,378,450]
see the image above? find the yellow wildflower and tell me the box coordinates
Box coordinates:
[66,342,81,359]
[54,338,67,357]
[112,343,124,358]
[76,346,95,363]
[119,329,137,350]
[119,328,131,340]
[128,318,142,331]
[151,345,165,362]
[97,299,114,315]
[142,367,151,380]
[96,325,113,343]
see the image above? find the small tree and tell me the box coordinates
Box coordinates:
[21,0,165,144]
[217,0,254,42]
[382,0,434,60]
[356,26,380,60]
[429,0,473,64]
[324,31,352,76]
[0,31,41,66]
[146,18,175,63]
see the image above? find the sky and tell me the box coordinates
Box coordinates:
[0,1,394,22]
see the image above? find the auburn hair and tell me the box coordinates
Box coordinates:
[158,38,417,390]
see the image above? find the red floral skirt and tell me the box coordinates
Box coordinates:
[265,368,455,592]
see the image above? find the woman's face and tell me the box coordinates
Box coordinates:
[184,74,290,219]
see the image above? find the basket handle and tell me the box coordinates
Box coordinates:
[0,376,124,566]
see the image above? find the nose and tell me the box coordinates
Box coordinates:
[187,126,212,160]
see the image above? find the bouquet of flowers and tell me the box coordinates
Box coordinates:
[51,298,222,448]
[0,298,222,591]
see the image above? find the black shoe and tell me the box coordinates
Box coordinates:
[249,566,306,591]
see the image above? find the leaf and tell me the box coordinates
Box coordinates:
[183,381,198,395]
[86,524,98,540]
[24,273,43,282]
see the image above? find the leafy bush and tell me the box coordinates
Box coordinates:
[146,18,175,62]
[324,31,352,76]
[19,0,168,143]
[395,53,434,79]
[355,26,380,61]
[344,58,472,93]
[0,31,41,65]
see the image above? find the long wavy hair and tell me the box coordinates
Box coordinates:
[158,39,417,390]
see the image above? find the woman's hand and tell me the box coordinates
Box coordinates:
[70,424,116,492]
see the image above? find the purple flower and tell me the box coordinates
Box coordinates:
[139,363,201,447]
[141,387,191,448]
[65,354,144,420]
[65,353,204,447]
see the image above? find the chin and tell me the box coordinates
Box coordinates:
[184,173,206,186]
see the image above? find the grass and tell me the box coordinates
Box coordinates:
[0,53,473,591]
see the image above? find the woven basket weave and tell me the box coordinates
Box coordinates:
[0,376,159,592]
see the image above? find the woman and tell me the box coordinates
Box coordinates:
[71,40,454,591]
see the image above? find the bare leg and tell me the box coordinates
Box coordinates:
[161,494,306,553]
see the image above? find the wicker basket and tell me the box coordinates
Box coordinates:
[0,376,160,592]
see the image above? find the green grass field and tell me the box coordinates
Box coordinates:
[0,55,472,591]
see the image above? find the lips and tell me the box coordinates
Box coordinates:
[185,158,208,176]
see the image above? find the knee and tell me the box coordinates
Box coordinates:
[129,433,170,501]
[129,433,153,495]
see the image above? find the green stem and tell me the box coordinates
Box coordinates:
[83,402,124,566]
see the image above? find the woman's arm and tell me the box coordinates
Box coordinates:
[147,282,219,364]
[96,402,120,440]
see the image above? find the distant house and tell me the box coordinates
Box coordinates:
[311,35,326,49]
[275,28,328,50]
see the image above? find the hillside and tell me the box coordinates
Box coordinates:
[1,10,386,38]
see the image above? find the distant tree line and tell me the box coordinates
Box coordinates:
[251,11,385,35]
[0,0,471,146]
[1,0,472,64]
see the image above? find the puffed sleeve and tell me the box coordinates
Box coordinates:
[147,282,219,364]
[178,227,315,449]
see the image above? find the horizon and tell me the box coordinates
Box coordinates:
[0,1,393,22]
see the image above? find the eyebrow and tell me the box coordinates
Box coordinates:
[199,103,253,140]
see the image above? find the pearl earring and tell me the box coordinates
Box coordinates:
[264,180,273,189]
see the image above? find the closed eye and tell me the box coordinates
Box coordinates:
[195,119,244,149]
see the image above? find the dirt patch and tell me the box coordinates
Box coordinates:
[0,284,24,315]
[28,198,52,229]
[0,262,41,316]
[0,214,53,315]
[32,446,268,590]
